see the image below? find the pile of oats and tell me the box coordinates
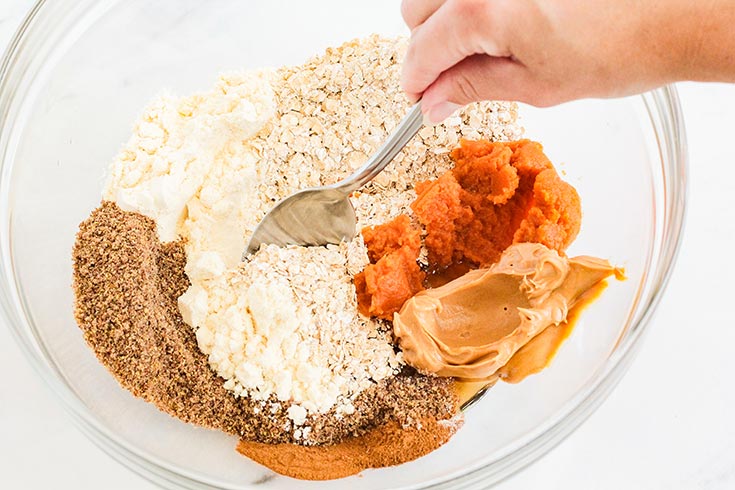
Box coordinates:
[247,34,523,228]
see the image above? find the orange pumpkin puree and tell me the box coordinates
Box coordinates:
[355,139,582,319]
[355,215,425,320]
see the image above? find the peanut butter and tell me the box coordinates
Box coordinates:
[393,243,621,380]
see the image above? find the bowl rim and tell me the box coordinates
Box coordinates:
[0,1,688,489]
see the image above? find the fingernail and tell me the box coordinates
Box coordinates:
[425,102,461,125]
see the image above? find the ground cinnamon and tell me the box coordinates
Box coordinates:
[236,416,463,480]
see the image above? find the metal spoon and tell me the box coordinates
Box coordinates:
[243,102,423,258]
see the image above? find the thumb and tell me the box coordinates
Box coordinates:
[421,54,538,124]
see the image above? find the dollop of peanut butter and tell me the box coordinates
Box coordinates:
[393,243,620,380]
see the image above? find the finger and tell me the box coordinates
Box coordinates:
[421,54,545,123]
[401,0,511,98]
[400,0,447,31]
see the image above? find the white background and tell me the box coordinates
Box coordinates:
[1,1,734,489]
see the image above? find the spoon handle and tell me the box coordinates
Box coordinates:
[329,102,424,195]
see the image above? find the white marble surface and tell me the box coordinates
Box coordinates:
[1,1,734,489]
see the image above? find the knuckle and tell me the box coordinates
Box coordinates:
[451,0,491,27]
[400,0,414,25]
[450,70,481,104]
[449,0,503,50]
[405,37,418,60]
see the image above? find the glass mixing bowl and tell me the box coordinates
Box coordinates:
[0,1,686,489]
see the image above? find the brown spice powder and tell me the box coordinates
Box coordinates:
[72,202,459,446]
[237,416,463,480]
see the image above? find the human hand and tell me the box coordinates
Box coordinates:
[401,0,735,122]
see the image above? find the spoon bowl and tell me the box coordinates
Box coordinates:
[244,188,357,257]
[244,102,423,257]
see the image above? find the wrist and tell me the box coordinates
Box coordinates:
[657,0,735,83]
